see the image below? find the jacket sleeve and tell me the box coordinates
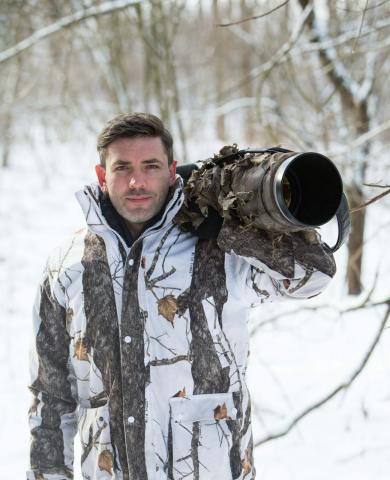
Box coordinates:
[27,266,78,480]
[218,219,336,304]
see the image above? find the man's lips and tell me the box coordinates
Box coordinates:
[125,195,152,204]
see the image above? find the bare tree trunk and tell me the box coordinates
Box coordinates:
[135,3,152,111]
[156,0,188,162]
[346,185,365,294]
[1,119,11,167]
[1,43,23,168]
[346,101,370,294]
[213,0,226,140]
[145,1,170,123]
[240,0,256,143]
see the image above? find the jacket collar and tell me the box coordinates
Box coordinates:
[75,176,184,247]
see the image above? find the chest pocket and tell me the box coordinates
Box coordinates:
[169,392,238,480]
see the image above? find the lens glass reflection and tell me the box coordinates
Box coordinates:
[282,177,292,208]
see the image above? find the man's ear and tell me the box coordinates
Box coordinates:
[169,160,177,186]
[95,165,106,189]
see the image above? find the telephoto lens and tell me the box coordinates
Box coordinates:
[234,150,344,232]
[177,147,344,234]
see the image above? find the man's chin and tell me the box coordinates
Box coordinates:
[118,201,164,229]
[123,211,156,226]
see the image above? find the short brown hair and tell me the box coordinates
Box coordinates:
[97,113,174,166]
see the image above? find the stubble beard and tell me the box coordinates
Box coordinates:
[123,206,155,225]
[118,191,167,228]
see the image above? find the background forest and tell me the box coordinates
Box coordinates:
[1,0,390,478]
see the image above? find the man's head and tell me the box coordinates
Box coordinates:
[95,113,177,239]
[97,113,174,167]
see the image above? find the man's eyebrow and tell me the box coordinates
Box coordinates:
[111,159,129,165]
[111,158,163,165]
[142,158,163,164]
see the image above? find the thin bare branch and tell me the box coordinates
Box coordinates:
[358,52,377,101]
[250,275,387,336]
[330,119,390,158]
[297,16,390,54]
[349,188,390,213]
[299,0,361,106]
[335,0,390,13]
[364,183,390,188]
[209,3,312,104]
[341,269,381,313]
[352,0,369,52]
[226,12,390,52]
[0,0,143,65]
[254,303,390,448]
[217,0,289,27]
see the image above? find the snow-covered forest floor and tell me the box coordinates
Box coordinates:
[1,137,389,479]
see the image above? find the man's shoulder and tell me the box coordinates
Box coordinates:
[38,228,89,304]
[45,228,89,274]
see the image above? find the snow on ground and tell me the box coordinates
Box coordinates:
[0,139,389,479]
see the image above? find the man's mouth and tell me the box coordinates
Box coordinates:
[125,195,152,205]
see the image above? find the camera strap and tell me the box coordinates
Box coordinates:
[332,192,351,253]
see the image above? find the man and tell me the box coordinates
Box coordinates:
[28,113,336,480]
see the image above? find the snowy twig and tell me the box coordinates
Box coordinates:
[329,119,390,158]
[349,188,390,213]
[341,270,382,312]
[230,17,390,67]
[299,0,361,105]
[364,183,390,188]
[228,12,388,57]
[341,0,390,12]
[351,0,369,52]
[254,303,390,447]
[250,275,386,335]
[210,3,312,103]
[343,297,390,313]
[0,0,143,65]
[298,16,390,54]
[217,0,289,27]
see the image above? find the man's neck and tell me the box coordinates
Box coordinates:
[126,222,144,240]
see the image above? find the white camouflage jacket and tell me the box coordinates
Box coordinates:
[28,177,336,480]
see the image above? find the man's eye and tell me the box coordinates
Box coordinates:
[146,164,159,169]
[116,166,127,171]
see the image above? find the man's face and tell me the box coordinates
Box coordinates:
[96,136,176,238]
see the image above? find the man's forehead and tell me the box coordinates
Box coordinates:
[106,136,168,161]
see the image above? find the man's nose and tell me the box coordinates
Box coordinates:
[128,173,146,190]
